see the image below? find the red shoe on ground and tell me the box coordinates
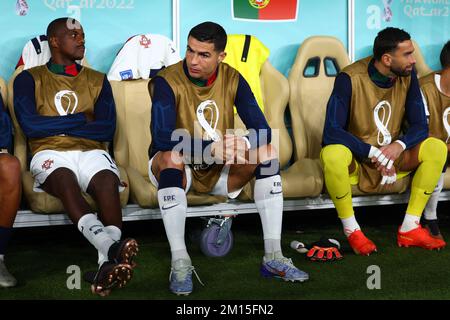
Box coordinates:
[347,230,377,256]
[397,225,446,250]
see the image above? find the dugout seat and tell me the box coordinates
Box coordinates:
[412,40,432,78]
[7,36,129,213]
[285,36,351,197]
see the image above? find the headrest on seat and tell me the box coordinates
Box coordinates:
[16,35,87,70]
[107,34,181,81]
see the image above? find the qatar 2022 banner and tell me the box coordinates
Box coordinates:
[355,0,450,70]
[0,0,172,81]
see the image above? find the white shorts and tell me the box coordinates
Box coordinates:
[31,149,124,193]
[148,153,243,199]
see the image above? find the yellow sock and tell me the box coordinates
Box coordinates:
[407,137,447,216]
[321,144,354,219]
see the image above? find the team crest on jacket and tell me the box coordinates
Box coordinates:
[54,90,78,115]
[139,35,151,48]
[41,159,54,171]
[249,0,270,9]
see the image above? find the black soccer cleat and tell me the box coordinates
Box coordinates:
[85,261,133,297]
[108,238,139,268]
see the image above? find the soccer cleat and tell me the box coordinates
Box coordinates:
[260,256,309,282]
[0,260,17,288]
[397,225,446,250]
[422,219,445,242]
[85,261,133,297]
[169,259,203,296]
[108,238,139,268]
[347,230,377,256]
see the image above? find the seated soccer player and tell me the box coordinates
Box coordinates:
[321,27,447,255]
[13,17,138,296]
[0,92,21,288]
[420,40,450,242]
[148,21,309,296]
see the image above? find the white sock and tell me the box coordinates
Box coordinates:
[341,215,361,237]
[98,225,122,265]
[0,255,4,261]
[264,251,284,261]
[171,249,191,266]
[158,187,190,263]
[77,213,115,258]
[400,214,420,233]
[264,239,282,255]
[254,175,283,255]
[424,173,444,221]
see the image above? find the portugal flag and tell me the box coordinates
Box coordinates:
[232,0,298,21]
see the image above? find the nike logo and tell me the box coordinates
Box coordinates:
[336,192,349,200]
[424,191,433,195]
[270,190,282,195]
[89,225,103,232]
[162,203,179,210]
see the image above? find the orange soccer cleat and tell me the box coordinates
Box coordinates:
[347,230,377,256]
[397,225,446,250]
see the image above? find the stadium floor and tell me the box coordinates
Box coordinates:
[1,202,450,300]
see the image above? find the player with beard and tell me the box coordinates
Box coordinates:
[321,27,447,255]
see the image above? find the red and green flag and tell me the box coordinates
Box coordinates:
[232,0,298,21]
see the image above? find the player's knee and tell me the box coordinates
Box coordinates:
[159,151,184,170]
[321,144,352,168]
[0,155,21,184]
[419,137,447,166]
[91,170,119,190]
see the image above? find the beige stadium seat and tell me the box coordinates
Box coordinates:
[444,170,450,189]
[7,60,129,213]
[285,36,351,198]
[412,40,432,78]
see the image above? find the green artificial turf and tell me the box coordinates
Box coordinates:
[1,202,450,300]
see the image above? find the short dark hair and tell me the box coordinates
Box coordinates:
[373,27,411,60]
[440,40,450,69]
[47,17,81,38]
[188,21,227,52]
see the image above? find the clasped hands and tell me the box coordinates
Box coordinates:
[368,141,404,186]
[210,134,249,165]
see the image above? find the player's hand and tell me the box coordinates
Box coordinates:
[369,142,403,170]
[379,142,404,163]
[211,134,248,164]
